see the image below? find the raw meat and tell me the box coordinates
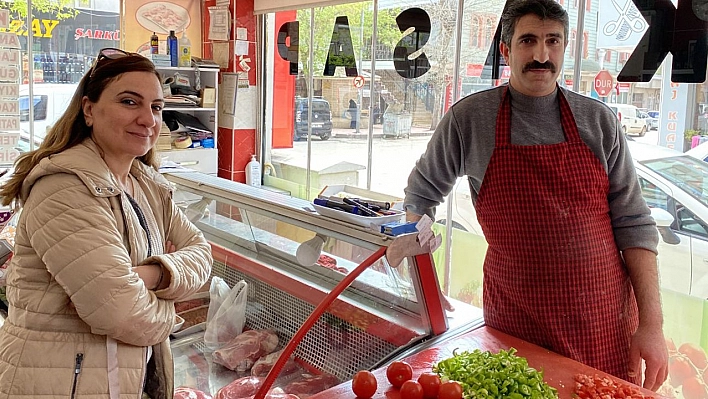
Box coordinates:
[174,386,213,399]
[213,330,279,371]
[251,349,299,377]
[284,373,340,397]
[215,376,264,399]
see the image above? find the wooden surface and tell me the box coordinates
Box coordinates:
[311,326,666,399]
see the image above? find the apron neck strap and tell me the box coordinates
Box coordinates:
[495,85,582,146]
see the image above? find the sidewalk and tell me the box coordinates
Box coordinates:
[332,124,435,139]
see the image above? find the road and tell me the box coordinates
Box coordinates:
[271,132,432,198]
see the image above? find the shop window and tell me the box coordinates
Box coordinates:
[583,32,588,59]
[619,52,630,64]
[604,50,612,62]
[470,17,480,48]
[569,30,576,58]
[484,18,495,49]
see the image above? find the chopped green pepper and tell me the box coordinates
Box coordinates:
[432,348,558,399]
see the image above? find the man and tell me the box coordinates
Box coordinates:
[403,0,668,390]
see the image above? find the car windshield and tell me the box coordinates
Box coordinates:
[641,155,708,207]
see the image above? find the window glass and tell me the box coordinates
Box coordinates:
[262,0,707,391]
[2,3,119,154]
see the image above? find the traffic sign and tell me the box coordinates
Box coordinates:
[353,75,365,88]
[594,70,613,97]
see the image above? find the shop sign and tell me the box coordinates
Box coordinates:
[0,84,18,97]
[0,101,17,115]
[0,132,20,163]
[0,32,19,49]
[0,66,19,83]
[0,19,59,38]
[74,28,121,41]
[0,10,8,29]
[0,49,18,66]
[0,116,18,131]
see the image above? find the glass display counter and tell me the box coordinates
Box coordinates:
[165,171,484,397]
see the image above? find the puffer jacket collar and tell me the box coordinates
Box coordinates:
[21,138,172,203]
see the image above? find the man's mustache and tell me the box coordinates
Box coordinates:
[523,61,556,73]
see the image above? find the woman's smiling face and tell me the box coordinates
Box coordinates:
[82,71,164,165]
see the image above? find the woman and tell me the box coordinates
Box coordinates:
[347,99,358,129]
[0,49,212,398]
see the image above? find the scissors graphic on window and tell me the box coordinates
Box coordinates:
[603,0,645,39]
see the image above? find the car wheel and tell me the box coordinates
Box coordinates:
[638,126,646,137]
[622,125,628,135]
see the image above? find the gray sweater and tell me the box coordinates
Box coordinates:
[404,84,659,253]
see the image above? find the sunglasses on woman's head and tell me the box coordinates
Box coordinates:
[89,48,139,78]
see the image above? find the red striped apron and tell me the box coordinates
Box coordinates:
[476,87,639,382]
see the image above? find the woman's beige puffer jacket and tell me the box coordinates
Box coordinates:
[0,139,213,398]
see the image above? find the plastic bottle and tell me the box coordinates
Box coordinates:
[245,155,261,187]
[167,30,178,67]
[150,32,159,54]
[179,30,192,67]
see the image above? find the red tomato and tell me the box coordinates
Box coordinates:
[352,370,377,399]
[386,361,413,388]
[416,372,441,399]
[399,380,424,399]
[437,381,463,399]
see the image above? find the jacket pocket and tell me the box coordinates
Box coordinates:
[70,353,84,399]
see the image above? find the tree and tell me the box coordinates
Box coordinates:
[0,0,78,21]
[296,4,402,79]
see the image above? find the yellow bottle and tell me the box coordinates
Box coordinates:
[179,30,191,67]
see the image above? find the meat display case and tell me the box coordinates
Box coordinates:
[165,171,485,397]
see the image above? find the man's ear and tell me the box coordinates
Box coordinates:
[81,96,93,127]
[500,41,510,65]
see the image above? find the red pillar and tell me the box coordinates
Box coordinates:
[203,0,258,183]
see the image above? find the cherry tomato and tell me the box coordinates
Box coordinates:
[399,380,424,399]
[437,381,463,399]
[417,372,441,399]
[351,370,377,399]
[386,361,413,388]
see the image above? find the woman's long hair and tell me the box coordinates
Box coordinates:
[0,54,162,207]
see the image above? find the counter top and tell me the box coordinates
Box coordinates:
[311,326,665,399]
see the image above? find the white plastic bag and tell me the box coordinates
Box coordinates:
[204,279,248,350]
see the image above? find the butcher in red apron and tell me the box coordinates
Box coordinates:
[476,86,639,381]
[404,0,667,390]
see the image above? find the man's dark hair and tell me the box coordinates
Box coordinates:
[501,0,569,46]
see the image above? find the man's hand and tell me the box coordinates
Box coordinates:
[628,323,668,391]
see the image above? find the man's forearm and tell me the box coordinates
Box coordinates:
[623,247,663,328]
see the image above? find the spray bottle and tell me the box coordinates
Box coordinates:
[245,155,261,187]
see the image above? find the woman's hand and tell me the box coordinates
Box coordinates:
[133,264,164,290]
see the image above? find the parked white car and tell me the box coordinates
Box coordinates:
[686,140,708,163]
[436,141,708,299]
[607,103,648,136]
